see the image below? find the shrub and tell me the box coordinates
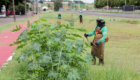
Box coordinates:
[10,19,92,80]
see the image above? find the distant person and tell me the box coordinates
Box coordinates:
[57,13,61,25]
[84,18,108,66]
[79,14,83,24]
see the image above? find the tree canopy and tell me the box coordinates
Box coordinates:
[94,0,140,8]
[0,0,23,15]
[54,0,63,11]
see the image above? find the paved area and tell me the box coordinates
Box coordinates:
[72,12,140,18]
[0,19,36,67]
[0,12,36,25]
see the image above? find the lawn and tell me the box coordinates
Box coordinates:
[0,11,140,80]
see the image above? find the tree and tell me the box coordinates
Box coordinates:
[0,0,23,16]
[26,0,31,2]
[9,2,29,15]
[68,1,73,9]
[0,0,9,13]
[94,0,99,8]
[25,0,26,15]
[54,0,63,11]
[39,0,44,3]
[48,4,50,8]
[94,0,140,8]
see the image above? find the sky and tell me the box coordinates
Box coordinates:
[81,0,94,3]
[45,0,95,3]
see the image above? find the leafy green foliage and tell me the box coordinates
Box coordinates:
[70,14,74,27]
[10,19,92,80]
[27,20,30,28]
[8,2,29,15]
[11,25,22,32]
[71,33,82,38]
[54,0,63,11]
[84,42,92,48]
[67,69,80,80]
[94,0,140,8]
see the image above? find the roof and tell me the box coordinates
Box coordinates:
[42,6,48,9]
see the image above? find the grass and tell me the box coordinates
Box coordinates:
[0,11,140,80]
[0,48,30,80]
[0,14,38,33]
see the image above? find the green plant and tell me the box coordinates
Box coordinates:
[69,14,74,27]
[9,2,29,15]
[54,0,63,11]
[10,18,92,80]
[48,4,51,8]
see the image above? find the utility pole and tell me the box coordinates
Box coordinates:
[25,0,26,15]
[125,0,126,5]
[107,0,108,10]
[31,0,33,16]
[79,0,80,10]
[33,0,34,16]
[123,0,126,19]
[36,0,38,15]
[12,0,16,22]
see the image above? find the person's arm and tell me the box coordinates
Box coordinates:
[88,30,95,37]
[56,15,58,18]
[87,25,97,37]
[99,27,107,43]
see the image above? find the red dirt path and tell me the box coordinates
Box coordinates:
[0,19,37,67]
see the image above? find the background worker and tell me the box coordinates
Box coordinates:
[79,14,83,24]
[56,13,61,25]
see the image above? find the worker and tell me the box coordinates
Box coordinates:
[57,13,61,25]
[84,18,108,66]
[79,14,83,24]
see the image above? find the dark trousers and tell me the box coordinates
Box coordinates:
[80,18,83,23]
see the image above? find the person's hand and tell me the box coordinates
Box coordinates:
[84,33,88,38]
[96,41,100,46]
[90,42,93,46]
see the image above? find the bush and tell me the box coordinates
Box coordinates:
[10,19,93,80]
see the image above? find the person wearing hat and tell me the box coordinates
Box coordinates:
[57,13,61,25]
[79,14,83,24]
[84,18,108,66]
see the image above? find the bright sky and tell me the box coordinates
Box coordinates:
[81,0,94,3]
[45,0,94,3]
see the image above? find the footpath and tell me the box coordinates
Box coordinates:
[0,17,38,67]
